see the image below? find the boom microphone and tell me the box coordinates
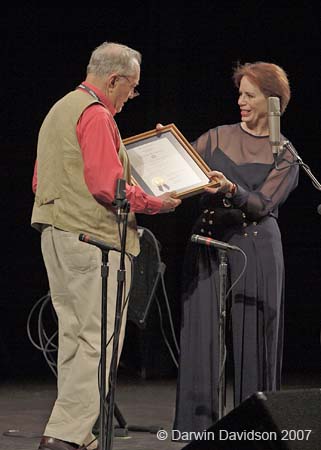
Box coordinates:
[191,234,240,251]
[268,96,281,158]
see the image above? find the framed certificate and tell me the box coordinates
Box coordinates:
[123,123,217,199]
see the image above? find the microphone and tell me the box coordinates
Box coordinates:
[112,178,127,216]
[79,233,119,252]
[191,234,240,251]
[268,96,281,158]
[317,205,321,215]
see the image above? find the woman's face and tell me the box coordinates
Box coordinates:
[238,76,268,130]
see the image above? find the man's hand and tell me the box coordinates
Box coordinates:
[158,192,182,213]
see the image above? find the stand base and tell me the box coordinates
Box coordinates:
[127,424,163,434]
[114,426,129,437]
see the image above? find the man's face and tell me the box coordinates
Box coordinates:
[109,62,140,113]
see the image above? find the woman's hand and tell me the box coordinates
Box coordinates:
[205,170,235,194]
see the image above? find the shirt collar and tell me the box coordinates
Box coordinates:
[79,81,117,116]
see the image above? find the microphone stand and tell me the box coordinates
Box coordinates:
[99,248,110,450]
[191,236,247,419]
[105,192,130,450]
[282,141,321,190]
[78,235,116,450]
[217,249,228,420]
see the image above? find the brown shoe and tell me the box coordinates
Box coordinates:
[38,436,80,450]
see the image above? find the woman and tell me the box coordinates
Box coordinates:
[173,62,299,435]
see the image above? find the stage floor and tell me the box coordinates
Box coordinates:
[0,369,320,450]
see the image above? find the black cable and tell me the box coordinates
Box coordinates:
[138,226,180,357]
[217,247,248,398]
[27,291,58,377]
[225,248,248,301]
[155,296,179,368]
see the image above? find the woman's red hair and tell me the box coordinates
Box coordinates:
[233,62,291,114]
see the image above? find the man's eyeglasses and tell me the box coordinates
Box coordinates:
[118,75,140,98]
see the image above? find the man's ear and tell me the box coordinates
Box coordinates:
[109,74,118,87]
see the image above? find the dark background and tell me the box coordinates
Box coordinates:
[1,5,320,382]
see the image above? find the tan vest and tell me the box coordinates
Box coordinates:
[31,89,140,256]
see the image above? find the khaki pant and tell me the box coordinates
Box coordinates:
[41,226,131,446]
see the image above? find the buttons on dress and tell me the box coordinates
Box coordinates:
[199,210,215,236]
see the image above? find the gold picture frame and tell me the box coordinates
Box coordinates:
[123,123,217,199]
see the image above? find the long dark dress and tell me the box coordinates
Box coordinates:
[174,123,299,434]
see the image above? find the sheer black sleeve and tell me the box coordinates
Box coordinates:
[232,149,299,220]
[191,125,299,221]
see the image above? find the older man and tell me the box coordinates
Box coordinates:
[32,42,181,450]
